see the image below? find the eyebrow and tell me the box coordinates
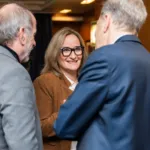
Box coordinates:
[62,46,81,48]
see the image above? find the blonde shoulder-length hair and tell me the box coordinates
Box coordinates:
[41,27,87,76]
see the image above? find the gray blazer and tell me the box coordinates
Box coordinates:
[0,46,43,150]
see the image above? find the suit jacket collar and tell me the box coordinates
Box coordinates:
[115,35,142,45]
[59,74,72,90]
[0,45,20,62]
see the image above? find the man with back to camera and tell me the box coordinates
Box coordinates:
[54,0,150,150]
[0,3,43,150]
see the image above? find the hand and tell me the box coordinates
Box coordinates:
[63,99,66,104]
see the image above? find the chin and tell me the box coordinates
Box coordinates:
[69,68,79,72]
[22,57,29,63]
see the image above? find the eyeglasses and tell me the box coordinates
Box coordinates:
[60,46,84,57]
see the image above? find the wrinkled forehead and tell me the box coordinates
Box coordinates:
[30,12,37,33]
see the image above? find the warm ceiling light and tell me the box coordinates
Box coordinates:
[60,9,72,14]
[52,15,84,22]
[81,0,95,4]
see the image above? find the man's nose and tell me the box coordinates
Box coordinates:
[33,39,36,47]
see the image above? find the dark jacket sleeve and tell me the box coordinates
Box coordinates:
[54,51,109,139]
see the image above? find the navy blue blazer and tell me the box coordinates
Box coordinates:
[54,35,150,150]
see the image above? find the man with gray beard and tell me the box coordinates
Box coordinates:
[0,3,43,150]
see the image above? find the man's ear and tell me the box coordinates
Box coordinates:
[17,27,26,45]
[103,13,111,33]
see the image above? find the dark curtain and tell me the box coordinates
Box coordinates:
[29,14,52,81]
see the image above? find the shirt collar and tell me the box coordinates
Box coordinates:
[115,35,142,45]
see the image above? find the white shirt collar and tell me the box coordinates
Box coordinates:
[64,74,78,91]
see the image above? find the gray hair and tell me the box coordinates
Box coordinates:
[101,0,147,32]
[0,3,33,45]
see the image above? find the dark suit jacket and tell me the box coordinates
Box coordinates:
[54,35,150,150]
[34,73,72,150]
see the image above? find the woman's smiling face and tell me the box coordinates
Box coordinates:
[58,34,83,74]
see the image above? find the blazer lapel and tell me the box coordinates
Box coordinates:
[59,74,73,94]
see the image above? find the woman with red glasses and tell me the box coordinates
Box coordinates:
[34,27,87,150]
